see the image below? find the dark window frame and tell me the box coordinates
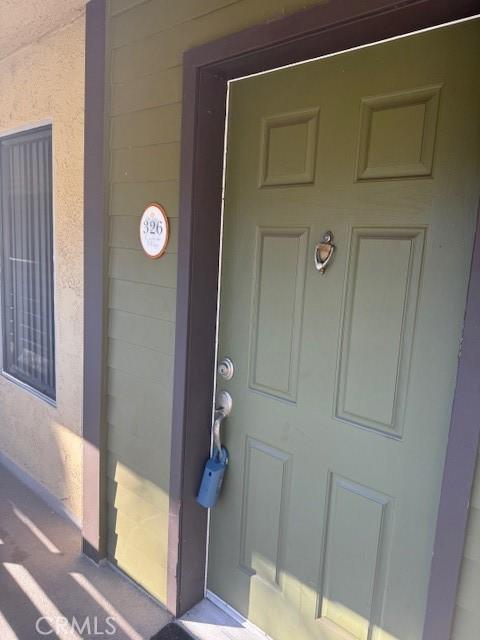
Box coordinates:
[0,124,56,403]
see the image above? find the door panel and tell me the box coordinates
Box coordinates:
[355,85,441,180]
[249,227,308,401]
[239,437,290,584]
[336,227,425,437]
[320,474,392,640]
[208,21,480,640]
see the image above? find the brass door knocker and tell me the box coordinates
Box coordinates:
[314,231,335,273]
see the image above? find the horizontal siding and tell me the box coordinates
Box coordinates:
[105,0,480,616]
[451,452,480,640]
[110,179,180,216]
[108,504,167,563]
[110,215,179,252]
[107,393,172,445]
[107,470,168,516]
[110,0,242,47]
[105,0,480,618]
[111,142,180,183]
[107,338,174,390]
[106,449,169,602]
[107,368,174,433]
[111,102,181,149]
[109,279,176,321]
[107,435,166,488]
[109,309,175,355]
[107,507,167,603]
[104,0,350,607]
[111,67,182,116]
[111,0,323,82]
[110,0,147,17]
[109,247,177,287]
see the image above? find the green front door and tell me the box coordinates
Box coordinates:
[208,21,480,640]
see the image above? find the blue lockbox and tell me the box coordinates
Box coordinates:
[196,447,229,509]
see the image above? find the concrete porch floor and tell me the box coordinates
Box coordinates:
[0,462,172,639]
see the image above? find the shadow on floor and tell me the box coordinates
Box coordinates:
[0,463,172,639]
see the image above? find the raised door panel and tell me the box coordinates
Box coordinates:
[259,108,319,186]
[355,86,441,180]
[336,227,425,437]
[319,474,392,640]
[239,437,291,586]
[249,227,308,402]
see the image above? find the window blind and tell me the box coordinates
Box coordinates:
[0,126,55,400]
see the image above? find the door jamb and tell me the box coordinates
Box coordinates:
[82,0,108,563]
[168,3,480,638]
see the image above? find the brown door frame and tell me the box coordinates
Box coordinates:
[83,0,108,564]
[168,1,480,636]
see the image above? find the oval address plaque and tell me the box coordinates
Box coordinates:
[140,203,170,259]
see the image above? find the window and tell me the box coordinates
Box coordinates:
[0,126,55,401]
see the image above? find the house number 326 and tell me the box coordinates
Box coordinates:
[139,203,170,259]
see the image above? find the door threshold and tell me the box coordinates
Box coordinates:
[178,591,271,640]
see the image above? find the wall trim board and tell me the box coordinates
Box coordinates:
[82,0,108,564]
[423,206,480,640]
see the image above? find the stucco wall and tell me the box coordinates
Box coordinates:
[0,15,85,522]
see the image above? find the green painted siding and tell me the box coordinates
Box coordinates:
[105,0,324,605]
[451,452,480,640]
[104,0,480,624]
